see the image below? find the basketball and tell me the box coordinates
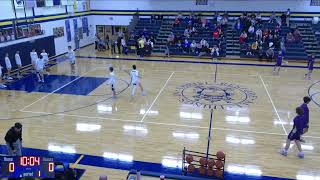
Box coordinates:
[215,160,224,169]
[216,151,225,160]
[185,155,194,164]
[199,157,207,166]
[199,166,206,175]
[207,169,214,176]
[187,164,195,173]
[207,159,215,168]
[214,169,223,178]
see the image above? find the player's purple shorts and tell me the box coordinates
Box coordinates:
[308,66,314,71]
[288,131,301,141]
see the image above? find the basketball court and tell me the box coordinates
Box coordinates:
[1,45,320,179]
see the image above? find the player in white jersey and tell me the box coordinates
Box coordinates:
[35,55,45,82]
[130,65,145,97]
[30,49,38,72]
[0,65,6,88]
[15,51,22,78]
[4,53,13,80]
[107,66,116,98]
[67,46,76,74]
[40,49,49,73]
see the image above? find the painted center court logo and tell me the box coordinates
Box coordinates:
[174,82,257,109]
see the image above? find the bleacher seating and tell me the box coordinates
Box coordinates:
[129,15,319,61]
[169,20,227,57]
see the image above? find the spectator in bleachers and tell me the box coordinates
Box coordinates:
[245,43,252,56]
[200,39,207,47]
[175,33,183,44]
[269,12,277,24]
[266,44,274,61]
[184,28,191,38]
[213,29,220,40]
[167,32,175,44]
[286,32,295,43]
[256,12,262,25]
[258,45,264,60]
[256,28,262,41]
[185,15,194,26]
[10,31,15,41]
[147,39,154,49]
[183,39,190,53]
[149,32,156,42]
[216,13,222,24]
[142,28,149,37]
[211,45,220,58]
[293,28,301,42]
[176,40,183,53]
[0,32,5,42]
[281,12,287,26]
[286,9,291,27]
[5,31,10,41]
[195,42,202,54]
[263,29,270,39]
[191,26,198,36]
[189,40,196,53]
[248,25,255,38]
[201,17,208,29]
[251,41,258,55]
[178,13,183,21]
[213,11,218,24]
[239,31,247,44]
[250,13,256,25]
[234,19,243,34]
[173,17,181,28]
[221,15,228,30]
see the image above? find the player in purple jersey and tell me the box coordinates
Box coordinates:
[304,53,316,80]
[273,51,283,75]
[300,96,311,143]
[280,107,305,158]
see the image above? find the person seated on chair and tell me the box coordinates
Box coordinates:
[184,28,191,38]
[286,32,295,43]
[211,45,220,58]
[190,40,197,53]
[183,39,190,53]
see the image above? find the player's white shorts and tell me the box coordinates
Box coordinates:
[132,80,140,85]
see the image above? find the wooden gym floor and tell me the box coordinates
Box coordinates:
[0,45,320,179]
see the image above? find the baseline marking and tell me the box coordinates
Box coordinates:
[20,67,98,111]
[140,72,175,122]
[259,75,288,135]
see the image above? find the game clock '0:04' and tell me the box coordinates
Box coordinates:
[0,156,55,178]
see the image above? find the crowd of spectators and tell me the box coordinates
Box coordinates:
[235,9,302,61]
[129,28,155,57]
[167,12,227,58]
[95,27,155,57]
